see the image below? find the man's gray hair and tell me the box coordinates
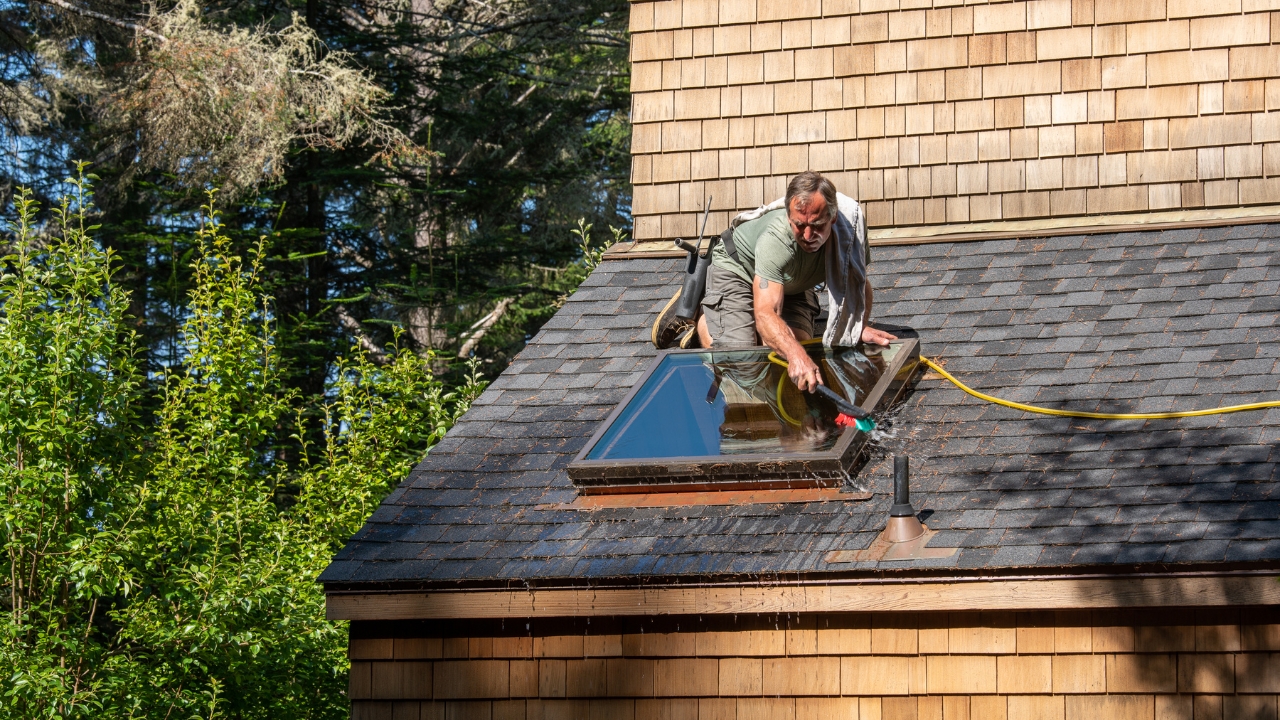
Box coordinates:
[785,171,838,220]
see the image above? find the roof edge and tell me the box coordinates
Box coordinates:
[325,568,1280,621]
[605,204,1280,258]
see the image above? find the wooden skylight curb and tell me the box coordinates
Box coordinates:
[604,205,1280,259]
[545,487,871,509]
[326,572,1280,621]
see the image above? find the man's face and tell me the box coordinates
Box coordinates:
[787,195,833,253]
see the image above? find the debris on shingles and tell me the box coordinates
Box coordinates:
[320,225,1280,587]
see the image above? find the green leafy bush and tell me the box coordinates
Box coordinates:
[0,174,484,718]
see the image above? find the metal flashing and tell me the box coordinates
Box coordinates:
[825,526,958,563]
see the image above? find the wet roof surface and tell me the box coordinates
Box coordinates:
[321,224,1280,588]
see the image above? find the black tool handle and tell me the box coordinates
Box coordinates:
[674,238,699,255]
[810,383,870,420]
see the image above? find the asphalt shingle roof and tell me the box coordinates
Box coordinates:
[321,223,1280,589]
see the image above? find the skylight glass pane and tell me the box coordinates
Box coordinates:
[585,343,903,461]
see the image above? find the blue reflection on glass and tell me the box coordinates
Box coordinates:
[590,354,726,460]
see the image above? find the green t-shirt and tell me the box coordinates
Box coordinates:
[711,208,826,295]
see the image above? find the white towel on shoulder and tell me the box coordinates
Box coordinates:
[728,193,868,348]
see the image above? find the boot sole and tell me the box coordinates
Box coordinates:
[651,289,685,349]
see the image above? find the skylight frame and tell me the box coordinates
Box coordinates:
[567,337,921,495]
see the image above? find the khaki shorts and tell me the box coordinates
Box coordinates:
[700,263,821,348]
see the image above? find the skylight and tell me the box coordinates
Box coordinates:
[568,338,920,494]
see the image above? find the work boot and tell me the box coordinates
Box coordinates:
[652,290,695,349]
[678,326,702,349]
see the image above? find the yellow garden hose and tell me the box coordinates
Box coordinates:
[775,371,803,427]
[767,341,1280,421]
[918,355,1280,420]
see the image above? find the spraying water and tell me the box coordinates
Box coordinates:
[860,401,922,466]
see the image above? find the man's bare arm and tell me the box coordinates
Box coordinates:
[753,275,823,392]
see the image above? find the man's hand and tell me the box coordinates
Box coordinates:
[787,351,823,393]
[862,325,897,347]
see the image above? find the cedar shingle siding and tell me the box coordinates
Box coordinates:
[348,610,1280,719]
[627,0,1280,239]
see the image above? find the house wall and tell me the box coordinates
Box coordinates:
[626,0,1280,242]
[347,608,1280,719]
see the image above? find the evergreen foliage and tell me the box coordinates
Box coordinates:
[0,2,628,712]
[0,175,485,718]
[1,0,631,394]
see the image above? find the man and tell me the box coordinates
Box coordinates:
[695,171,895,392]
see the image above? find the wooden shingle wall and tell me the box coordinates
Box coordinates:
[627,0,1280,241]
[348,610,1280,719]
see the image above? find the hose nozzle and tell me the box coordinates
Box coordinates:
[810,384,876,432]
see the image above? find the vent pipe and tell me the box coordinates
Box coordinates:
[884,455,925,543]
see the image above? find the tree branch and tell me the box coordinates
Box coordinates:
[336,306,388,364]
[35,0,169,42]
[457,297,512,358]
